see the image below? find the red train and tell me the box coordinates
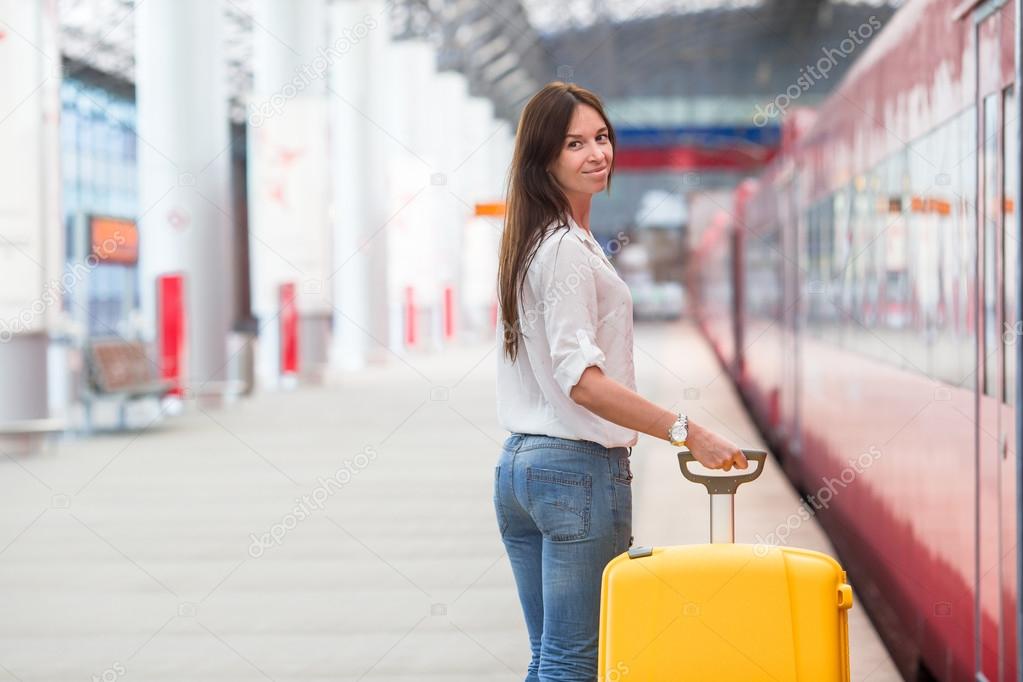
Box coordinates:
[687,0,1019,678]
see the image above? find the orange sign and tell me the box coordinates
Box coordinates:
[475,202,506,217]
[90,216,139,265]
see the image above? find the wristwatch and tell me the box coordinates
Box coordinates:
[668,412,688,446]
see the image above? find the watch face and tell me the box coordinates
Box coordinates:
[670,423,687,441]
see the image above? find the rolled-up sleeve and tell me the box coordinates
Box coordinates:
[527,235,606,398]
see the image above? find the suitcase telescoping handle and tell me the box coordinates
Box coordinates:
[678,449,768,544]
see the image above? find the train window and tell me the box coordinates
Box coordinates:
[851,187,872,325]
[879,151,909,363]
[832,188,852,348]
[908,136,939,373]
[915,126,943,378]
[806,199,836,338]
[867,174,884,332]
[1004,86,1018,406]
[806,203,821,334]
[957,106,978,390]
[983,94,999,398]
[803,108,977,387]
[801,108,982,390]
[927,113,968,385]
[855,171,886,363]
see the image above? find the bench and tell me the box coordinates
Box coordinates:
[83,339,174,431]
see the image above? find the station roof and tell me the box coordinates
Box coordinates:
[521,0,897,32]
[58,0,902,122]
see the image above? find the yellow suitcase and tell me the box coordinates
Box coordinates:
[598,450,853,681]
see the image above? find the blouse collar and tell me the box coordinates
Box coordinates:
[565,215,614,267]
[566,215,594,245]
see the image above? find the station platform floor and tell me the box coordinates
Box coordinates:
[0,321,901,681]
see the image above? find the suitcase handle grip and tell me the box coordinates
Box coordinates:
[677,449,767,495]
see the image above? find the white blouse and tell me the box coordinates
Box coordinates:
[496,216,638,448]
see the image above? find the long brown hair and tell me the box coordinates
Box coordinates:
[497,82,616,362]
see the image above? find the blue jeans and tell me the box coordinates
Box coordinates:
[494,433,634,682]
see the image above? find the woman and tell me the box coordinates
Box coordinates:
[494,82,749,681]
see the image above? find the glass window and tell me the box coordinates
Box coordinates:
[928,112,968,384]
[800,106,979,389]
[60,77,140,337]
[805,199,837,338]
[956,106,978,390]
[983,94,999,397]
[1004,86,1018,405]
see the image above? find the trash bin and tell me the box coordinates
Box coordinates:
[228,319,258,398]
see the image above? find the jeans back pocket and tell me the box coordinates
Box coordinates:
[525,467,592,542]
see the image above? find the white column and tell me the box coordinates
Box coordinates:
[387,39,442,352]
[0,0,62,438]
[247,0,332,388]
[371,36,437,355]
[417,58,448,350]
[435,71,472,343]
[382,40,415,354]
[328,0,372,371]
[135,0,234,396]
[459,96,502,341]
[327,0,393,368]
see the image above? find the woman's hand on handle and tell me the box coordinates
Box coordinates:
[684,421,748,471]
[567,367,749,471]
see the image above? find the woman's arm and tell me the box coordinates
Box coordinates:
[570,365,748,470]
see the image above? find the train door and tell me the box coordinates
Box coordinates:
[974,1,1016,679]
